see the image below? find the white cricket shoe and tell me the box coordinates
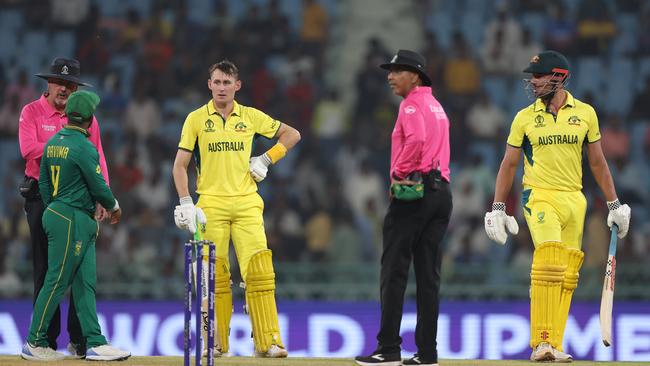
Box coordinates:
[66,342,85,359]
[202,347,223,358]
[552,348,573,363]
[21,342,66,361]
[530,342,554,362]
[85,344,131,361]
[255,344,288,358]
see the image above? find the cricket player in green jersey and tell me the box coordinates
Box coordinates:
[21,91,130,362]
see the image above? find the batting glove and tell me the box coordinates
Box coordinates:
[484,202,519,245]
[174,196,207,234]
[249,153,272,182]
[606,199,631,239]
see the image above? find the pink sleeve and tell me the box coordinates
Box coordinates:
[18,106,46,160]
[88,117,110,186]
[393,106,425,178]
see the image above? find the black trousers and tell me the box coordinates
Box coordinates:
[376,181,452,362]
[25,196,83,349]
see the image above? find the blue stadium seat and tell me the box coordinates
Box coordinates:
[187,0,212,26]
[427,12,454,49]
[0,32,17,65]
[611,13,638,56]
[23,31,49,57]
[520,13,545,43]
[51,32,76,59]
[109,55,135,98]
[0,9,24,32]
[605,58,634,115]
[573,57,604,101]
[482,76,511,110]
[509,81,533,117]
[637,57,650,91]
[461,12,485,52]
[629,121,648,164]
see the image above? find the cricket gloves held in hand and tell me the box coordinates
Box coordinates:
[484,202,519,245]
[174,196,206,234]
[249,153,272,182]
[606,199,631,239]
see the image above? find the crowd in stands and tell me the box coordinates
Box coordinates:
[0,0,648,299]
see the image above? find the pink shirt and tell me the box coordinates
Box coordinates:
[390,86,451,182]
[18,95,110,184]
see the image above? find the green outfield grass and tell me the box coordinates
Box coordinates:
[0,356,648,366]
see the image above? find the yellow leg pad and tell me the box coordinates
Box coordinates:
[215,256,232,353]
[530,242,566,349]
[246,250,284,353]
[554,249,584,352]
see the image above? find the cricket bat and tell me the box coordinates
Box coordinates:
[599,224,618,347]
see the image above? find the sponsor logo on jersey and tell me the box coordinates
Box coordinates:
[534,115,545,128]
[234,121,248,132]
[74,241,82,256]
[568,115,581,126]
[537,212,545,223]
[404,105,416,114]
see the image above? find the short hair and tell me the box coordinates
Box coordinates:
[208,60,239,80]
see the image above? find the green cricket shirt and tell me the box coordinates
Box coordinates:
[38,125,116,216]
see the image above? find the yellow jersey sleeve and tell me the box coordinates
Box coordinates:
[585,105,601,143]
[506,111,526,147]
[250,108,281,138]
[178,113,198,151]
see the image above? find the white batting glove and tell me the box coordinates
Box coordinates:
[606,199,631,239]
[174,196,207,234]
[249,153,272,182]
[484,202,519,245]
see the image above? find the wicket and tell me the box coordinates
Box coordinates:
[184,240,216,366]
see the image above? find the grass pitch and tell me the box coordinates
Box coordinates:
[0,356,648,366]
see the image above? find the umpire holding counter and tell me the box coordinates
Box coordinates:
[356,50,452,366]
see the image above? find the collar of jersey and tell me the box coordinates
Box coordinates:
[207,99,242,117]
[38,94,64,118]
[533,90,576,112]
[62,124,90,137]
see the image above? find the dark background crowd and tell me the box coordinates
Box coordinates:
[0,0,648,301]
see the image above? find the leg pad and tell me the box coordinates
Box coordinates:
[246,250,284,353]
[530,242,566,349]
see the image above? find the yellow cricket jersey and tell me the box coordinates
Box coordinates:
[178,100,281,196]
[507,91,601,192]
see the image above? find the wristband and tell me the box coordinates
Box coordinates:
[179,196,193,206]
[492,202,506,211]
[606,199,620,211]
[265,142,287,164]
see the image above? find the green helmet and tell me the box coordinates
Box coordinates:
[523,50,569,78]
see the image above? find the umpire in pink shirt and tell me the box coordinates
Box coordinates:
[356,50,452,366]
[18,57,110,357]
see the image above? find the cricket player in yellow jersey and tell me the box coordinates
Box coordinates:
[173,60,300,358]
[484,51,631,363]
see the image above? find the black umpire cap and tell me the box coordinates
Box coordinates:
[35,57,92,87]
[380,49,432,86]
[523,50,570,78]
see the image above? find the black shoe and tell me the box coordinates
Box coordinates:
[355,351,401,365]
[403,354,438,365]
[66,342,86,359]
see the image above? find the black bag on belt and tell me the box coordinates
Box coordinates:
[19,176,40,199]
